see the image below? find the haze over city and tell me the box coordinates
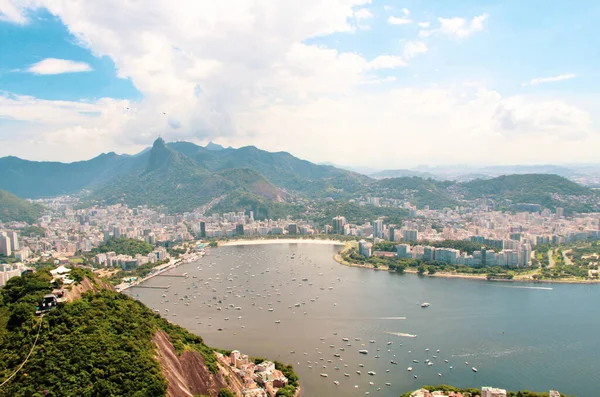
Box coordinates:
[1,0,599,167]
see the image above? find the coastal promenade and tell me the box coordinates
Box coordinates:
[115,251,204,292]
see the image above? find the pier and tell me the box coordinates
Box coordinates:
[156,274,188,278]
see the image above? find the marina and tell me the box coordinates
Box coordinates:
[126,242,600,397]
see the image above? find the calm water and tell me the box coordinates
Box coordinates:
[126,243,600,397]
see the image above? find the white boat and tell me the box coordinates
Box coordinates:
[344,373,350,377]
[421,302,430,308]
[359,350,368,354]
[368,371,376,376]
[472,367,478,372]
[333,381,339,385]
[320,373,328,377]
[407,367,412,371]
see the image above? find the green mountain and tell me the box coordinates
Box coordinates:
[462,174,598,212]
[0,270,237,397]
[372,177,459,210]
[92,138,284,212]
[0,153,144,198]
[167,141,370,196]
[0,190,44,223]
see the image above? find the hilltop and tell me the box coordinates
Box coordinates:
[0,190,44,223]
[0,139,597,215]
[0,269,238,397]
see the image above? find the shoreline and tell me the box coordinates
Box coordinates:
[333,244,600,285]
[219,238,345,247]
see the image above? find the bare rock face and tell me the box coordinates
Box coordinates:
[152,330,229,397]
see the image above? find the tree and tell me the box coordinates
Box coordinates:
[218,389,235,397]
[417,265,426,276]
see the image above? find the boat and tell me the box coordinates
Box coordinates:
[414,375,418,378]
[320,373,328,377]
[334,353,340,357]
[412,360,419,363]
[275,320,281,324]
[359,350,368,354]
[342,338,349,342]
[438,373,442,377]
[367,371,376,376]
[385,383,391,386]
[407,367,412,371]
[390,360,397,365]
[344,373,350,377]
[387,341,393,345]
[333,381,339,385]
[356,370,361,375]
[472,367,478,372]
[421,302,430,308]
[369,340,376,343]
[359,364,364,367]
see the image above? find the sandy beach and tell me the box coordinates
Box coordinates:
[218,238,345,246]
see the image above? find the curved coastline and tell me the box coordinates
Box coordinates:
[213,238,600,284]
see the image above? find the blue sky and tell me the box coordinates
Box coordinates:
[0,0,599,166]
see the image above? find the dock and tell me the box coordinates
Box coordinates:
[156,274,188,278]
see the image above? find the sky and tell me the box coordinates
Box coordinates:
[1,0,599,168]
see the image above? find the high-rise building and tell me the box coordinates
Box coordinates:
[358,240,372,258]
[288,223,297,235]
[388,226,396,242]
[423,246,435,262]
[235,224,244,236]
[333,216,347,235]
[199,222,206,238]
[373,219,384,239]
[0,233,11,256]
[556,207,565,218]
[396,244,411,258]
[403,229,418,242]
[8,232,18,251]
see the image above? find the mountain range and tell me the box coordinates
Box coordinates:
[0,138,597,219]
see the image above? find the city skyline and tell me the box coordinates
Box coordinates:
[1,1,599,167]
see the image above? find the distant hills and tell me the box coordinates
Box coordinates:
[0,139,597,216]
[0,189,44,223]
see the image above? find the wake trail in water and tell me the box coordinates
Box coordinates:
[492,285,553,291]
[385,331,418,338]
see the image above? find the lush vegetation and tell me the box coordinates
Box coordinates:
[93,138,284,213]
[400,384,573,397]
[274,361,299,397]
[373,177,458,210]
[463,174,598,213]
[18,225,46,237]
[90,237,154,257]
[0,189,44,223]
[0,270,226,396]
[211,191,305,221]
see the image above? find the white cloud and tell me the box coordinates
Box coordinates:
[26,58,93,75]
[368,55,406,69]
[354,7,373,30]
[402,8,410,16]
[0,0,27,23]
[354,8,372,21]
[1,2,598,167]
[523,73,577,86]
[418,21,430,28]
[403,41,428,59]
[383,5,392,11]
[420,13,489,38]
[388,16,412,25]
